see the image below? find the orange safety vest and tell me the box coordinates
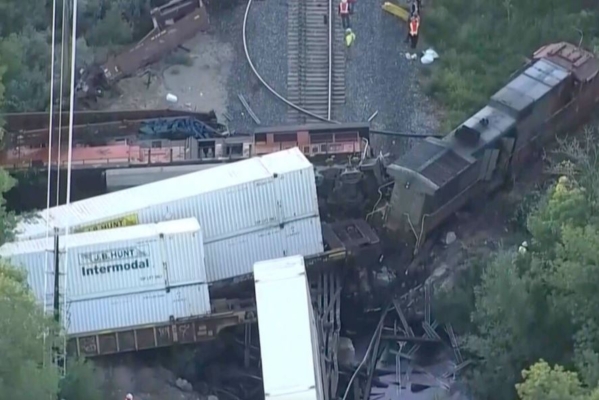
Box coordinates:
[339,2,349,14]
[409,18,419,36]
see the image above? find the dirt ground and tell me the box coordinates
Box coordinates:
[418,158,550,291]
[96,33,233,120]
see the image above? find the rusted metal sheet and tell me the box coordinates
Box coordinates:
[102,6,209,83]
[10,120,145,147]
[0,143,191,170]
[151,0,199,30]
[534,41,599,82]
[67,308,255,357]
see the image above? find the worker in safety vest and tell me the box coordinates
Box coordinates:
[345,28,356,48]
[406,14,420,51]
[339,0,350,29]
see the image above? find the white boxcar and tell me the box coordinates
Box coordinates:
[253,256,324,400]
[0,218,207,303]
[15,147,319,242]
[66,283,211,335]
[205,216,324,282]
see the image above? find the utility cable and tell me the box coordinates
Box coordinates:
[42,0,59,367]
[55,0,69,206]
[61,0,79,376]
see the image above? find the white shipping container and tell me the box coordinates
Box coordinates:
[0,218,207,303]
[205,216,324,282]
[253,256,324,400]
[105,164,220,192]
[66,283,211,335]
[15,148,319,242]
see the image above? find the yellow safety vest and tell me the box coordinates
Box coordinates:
[345,32,355,47]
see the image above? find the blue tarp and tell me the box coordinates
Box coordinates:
[138,117,218,140]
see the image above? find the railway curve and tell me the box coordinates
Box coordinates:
[243,0,339,124]
[242,0,435,139]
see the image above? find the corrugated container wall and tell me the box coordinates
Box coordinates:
[253,256,322,400]
[66,284,211,335]
[15,148,319,243]
[0,218,207,303]
[205,217,324,282]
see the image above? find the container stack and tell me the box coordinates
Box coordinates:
[13,147,324,283]
[0,218,210,335]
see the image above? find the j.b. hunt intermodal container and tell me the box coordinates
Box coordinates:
[66,284,211,335]
[0,218,208,303]
[14,147,320,243]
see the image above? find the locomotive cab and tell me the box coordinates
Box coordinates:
[384,42,599,247]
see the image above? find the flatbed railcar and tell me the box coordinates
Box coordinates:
[68,219,380,357]
[385,42,599,244]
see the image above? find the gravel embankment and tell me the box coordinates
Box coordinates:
[338,3,440,158]
[207,0,289,132]
[207,0,439,158]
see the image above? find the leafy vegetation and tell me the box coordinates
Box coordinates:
[0,148,104,398]
[0,10,106,385]
[0,0,169,113]
[422,0,599,128]
[435,124,599,399]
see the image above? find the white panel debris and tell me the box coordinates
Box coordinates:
[15,148,319,243]
[253,255,324,400]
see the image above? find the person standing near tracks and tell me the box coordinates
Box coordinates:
[339,0,350,29]
[345,28,356,48]
[405,13,420,58]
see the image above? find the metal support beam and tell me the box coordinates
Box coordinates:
[407,320,438,357]
[445,323,463,364]
[392,298,414,337]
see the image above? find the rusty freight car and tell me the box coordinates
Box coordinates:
[102,0,209,84]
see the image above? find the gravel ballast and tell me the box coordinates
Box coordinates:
[208,0,440,157]
[207,0,289,132]
[338,2,440,157]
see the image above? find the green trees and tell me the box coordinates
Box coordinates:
[517,361,588,400]
[0,28,52,112]
[0,0,165,113]
[0,260,105,400]
[0,263,60,399]
[423,0,599,128]
[0,118,103,398]
[437,127,599,399]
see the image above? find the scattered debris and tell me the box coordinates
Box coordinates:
[421,48,439,64]
[175,378,194,392]
[166,93,179,103]
[444,231,457,245]
[368,110,379,122]
[237,94,262,125]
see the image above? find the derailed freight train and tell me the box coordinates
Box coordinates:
[385,42,599,244]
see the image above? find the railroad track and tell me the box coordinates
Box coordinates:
[287,0,346,123]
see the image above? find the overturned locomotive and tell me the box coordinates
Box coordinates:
[385,42,599,243]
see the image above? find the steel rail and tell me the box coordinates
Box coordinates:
[327,0,333,120]
[242,0,338,124]
[242,0,435,139]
